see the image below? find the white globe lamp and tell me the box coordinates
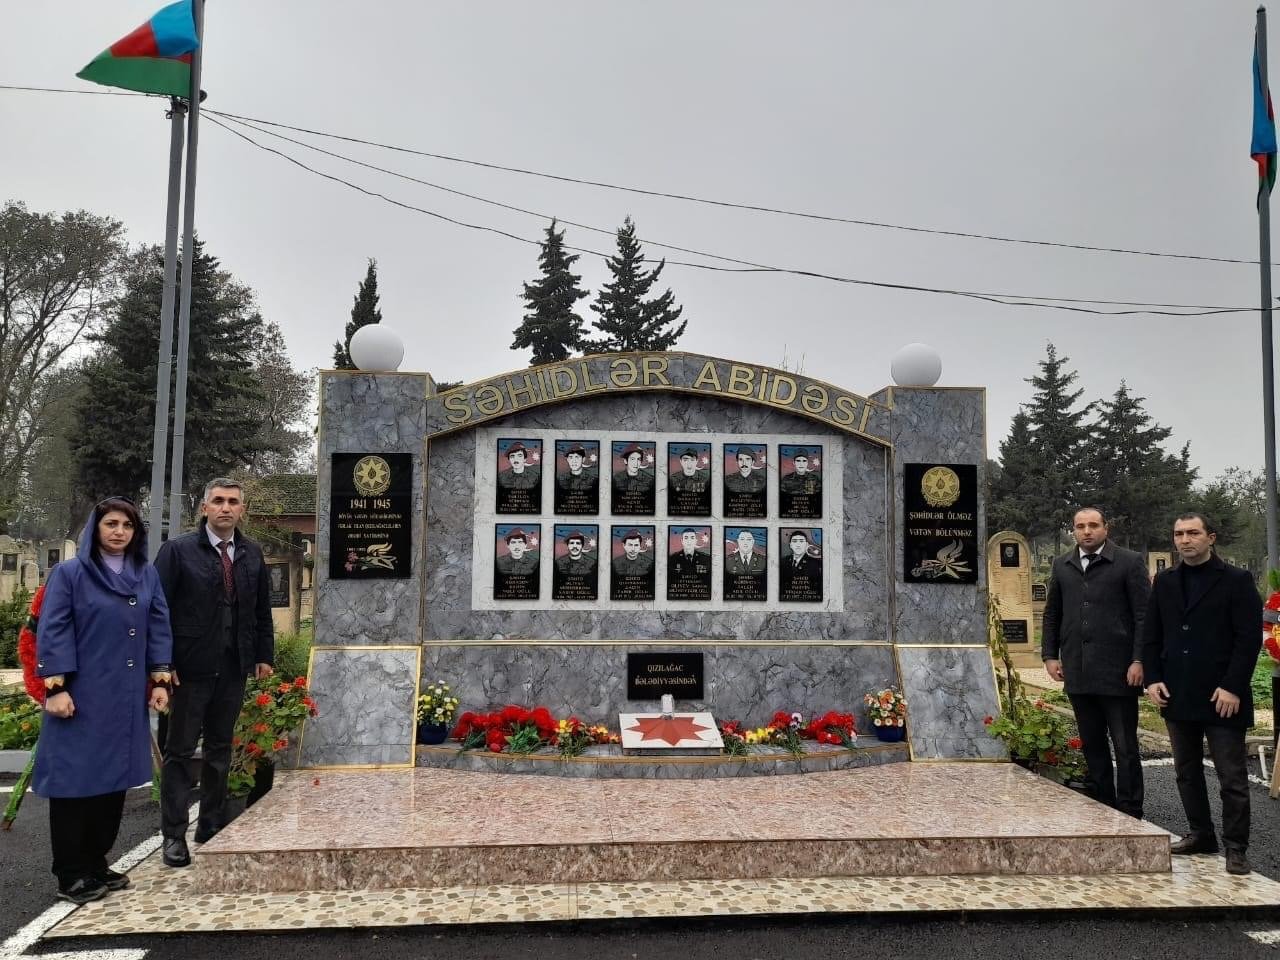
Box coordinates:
[349,325,404,372]
[890,342,942,387]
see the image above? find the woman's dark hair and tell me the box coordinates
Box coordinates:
[94,497,146,562]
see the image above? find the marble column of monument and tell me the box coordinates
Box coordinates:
[300,371,431,767]
[873,385,1004,760]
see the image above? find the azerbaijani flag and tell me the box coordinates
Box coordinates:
[77,1,199,98]
[1254,27,1277,205]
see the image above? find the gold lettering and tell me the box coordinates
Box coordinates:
[549,365,579,398]
[506,373,542,409]
[581,360,607,392]
[727,364,755,397]
[475,383,504,416]
[832,394,859,425]
[756,370,768,401]
[860,401,874,432]
[642,355,671,385]
[610,357,639,387]
[801,383,829,414]
[443,391,473,424]
[692,360,722,392]
[769,375,797,406]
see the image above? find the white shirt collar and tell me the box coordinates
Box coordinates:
[206,525,235,556]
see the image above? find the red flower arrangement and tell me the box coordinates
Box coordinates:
[1264,590,1280,663]
[452,705,583,754]
[802,710,858,746]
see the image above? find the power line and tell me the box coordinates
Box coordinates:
[204,114,1258,318]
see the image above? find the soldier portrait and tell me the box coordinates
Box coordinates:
[611,441,656,516]
[610,525,656,601]
[494,524,540,600]
[723,525,768,602]
[496,438,543,514]
[552,524,599,601]
[667,525,712,602]
[778,444,822,519]
[778,528,823,603]
[722,444,767,518]
[666,443,711,517]
[554,440,600,514]
[1000,541,1020,567]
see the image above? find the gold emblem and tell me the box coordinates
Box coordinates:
[920,466,961,508]
[353,455,392,496]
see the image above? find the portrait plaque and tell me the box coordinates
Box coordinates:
[495,437,543,514]
[778,527,823,603]
[722,443,767,518]
[778,444,822,519]
[666,442,712,517]
[666,524,712,602]
[493,524,541,600]
[0,554,15,573]
[552,523,599,601]
[626,652,705,701]
[723,525,768,601]
[903,463,979,584]
[610,525,656,601]
[329,452,412,580]
[553,440,600,515]
[610,441,657,516]
[267,562,291,608]
[999,541,1020,568]
[46,549,60,569]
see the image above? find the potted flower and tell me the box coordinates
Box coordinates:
[416,682,460,745]
[227,676,317,814]
[863,688,907,742]
[984,700,1087,787]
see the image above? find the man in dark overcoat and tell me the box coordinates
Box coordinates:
[1042,506,1150,817]
[1142,512,1262,875]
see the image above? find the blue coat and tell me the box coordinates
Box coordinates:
[33,512,173,798]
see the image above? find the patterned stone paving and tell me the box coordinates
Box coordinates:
[47,852,1280,937]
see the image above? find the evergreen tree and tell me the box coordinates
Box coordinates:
[1186,480,1243,549]
[988,410,1038,536]
[588,216,687,352]
[1086,381,1196,550]
[74,241,271,514]
[333,259,381,369]
[511,220,588,365]
[1022,342,1091,541]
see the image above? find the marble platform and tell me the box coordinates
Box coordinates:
[191,763,1170,894]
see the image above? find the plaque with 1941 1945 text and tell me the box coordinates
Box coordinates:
[329,452,413,579]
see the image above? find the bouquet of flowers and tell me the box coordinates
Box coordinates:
[803,710,857,746]
[863,688,907,730]
[1263,577,1280,664]
[228,676,317,798]
[452,705,559,754]
[416,681,460,728]
[554,716,619,757]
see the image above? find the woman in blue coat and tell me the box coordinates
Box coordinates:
[33,498,173,904]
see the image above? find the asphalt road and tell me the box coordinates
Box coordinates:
[3,762,1280,960]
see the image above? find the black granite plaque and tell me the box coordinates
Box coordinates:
[554,440,600,514]
[329,452,412,579]
[610,525,656,601]
[610,441,656,516]
[627,652,704,701]
[667,525,712,602]
[778,527,823,603]
[1031,582,1048,602]
[552,523,599,601]
[903,463,979,585]
[1002,619,1029,644]
[779,444,822,519]
[46,549,60,569]
[722,443,767,518]
[0,554,16,573]
[724,525,767,601]
[267,562,290,608]
[999,541,1020,567]
[666,442,712,517]
[494,524,541,600]
[496,438,543,514]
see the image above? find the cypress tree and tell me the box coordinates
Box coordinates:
[333,259,382,369]
[511,220,589,365]
[589,216,687,352]
[988,410,1038,536]
[1022,343,1091,542]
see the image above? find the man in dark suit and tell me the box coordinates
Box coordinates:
[1142,512,1262,875]
[1042,506,1150,818]
[155,478,274,868]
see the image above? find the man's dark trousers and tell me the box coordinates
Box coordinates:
[1166,719,1250,850]
[161,647,246,839]
[1067,693,1142,817]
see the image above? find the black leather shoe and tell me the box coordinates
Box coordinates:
[1170,834,1219,855]
[96,868,130,891]
[1226,849,1253,875]
[162,837,191,868]
[57,877,107,905]
[194,824,218,844]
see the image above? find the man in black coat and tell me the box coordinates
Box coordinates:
[1142,512,1262,875]
[155,478,274,868]
[1042,506,1150,817]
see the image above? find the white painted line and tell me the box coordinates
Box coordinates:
[0,784,150,795]
[1247,929,1280,945]
[1141,756,1270,787]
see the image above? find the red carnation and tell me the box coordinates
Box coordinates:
[252,722,269,734]
[246,742,263,756]
[256,693,272,707]
[293,677,307,688]
[1067,737,1083,750]
[530,706,556,734]
[486,729,507,752]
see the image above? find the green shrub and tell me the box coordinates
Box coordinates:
[0,693,40,750]
[1252,652,1276,709]
[272,623,313,681]
[0,588,31,669]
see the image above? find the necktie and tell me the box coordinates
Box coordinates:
[1082,552,1098,570]
[218,540,235,598]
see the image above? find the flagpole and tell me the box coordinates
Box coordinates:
[147,97,186,560]
[1261,5,1279,575]
[168,0,204,534]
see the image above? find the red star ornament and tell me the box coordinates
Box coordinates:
[625,715,713,746]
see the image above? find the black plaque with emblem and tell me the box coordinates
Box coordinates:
[667,525,712,602]
[778,527,823,603]
[494,524,541,600]
[724,525,768,601]
[903,463,978,584]
[554,440,600,515]
[666,442,712,517]
[329,452,412,579]
[552,524,599,601]
[496,438,543,514]
[610,441,656,516]
[610,525,656,601]
[722,444,767,519]
[778,444,822,519]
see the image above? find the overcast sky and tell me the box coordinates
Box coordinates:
[3,1,1274,477]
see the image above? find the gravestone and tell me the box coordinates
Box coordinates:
[1147,552,1172,577]
[987,531,1033,645]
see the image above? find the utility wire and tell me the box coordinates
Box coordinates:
[204,114,1257,318]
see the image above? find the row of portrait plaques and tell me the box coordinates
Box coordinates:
[494,524,824,603]
[496,439,823,519]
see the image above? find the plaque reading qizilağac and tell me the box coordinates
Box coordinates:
[329,452,412,579]
[903,463,978,584]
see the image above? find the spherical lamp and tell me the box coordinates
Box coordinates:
[890,342,942,387]
[348,325,404,372]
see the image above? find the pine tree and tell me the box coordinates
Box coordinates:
[73,241,272,514]
[1022,342,1091,541]
[333,259,382,369]
[511,220,589,365]
[588,216,687,352]
[988,410,1038,536]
